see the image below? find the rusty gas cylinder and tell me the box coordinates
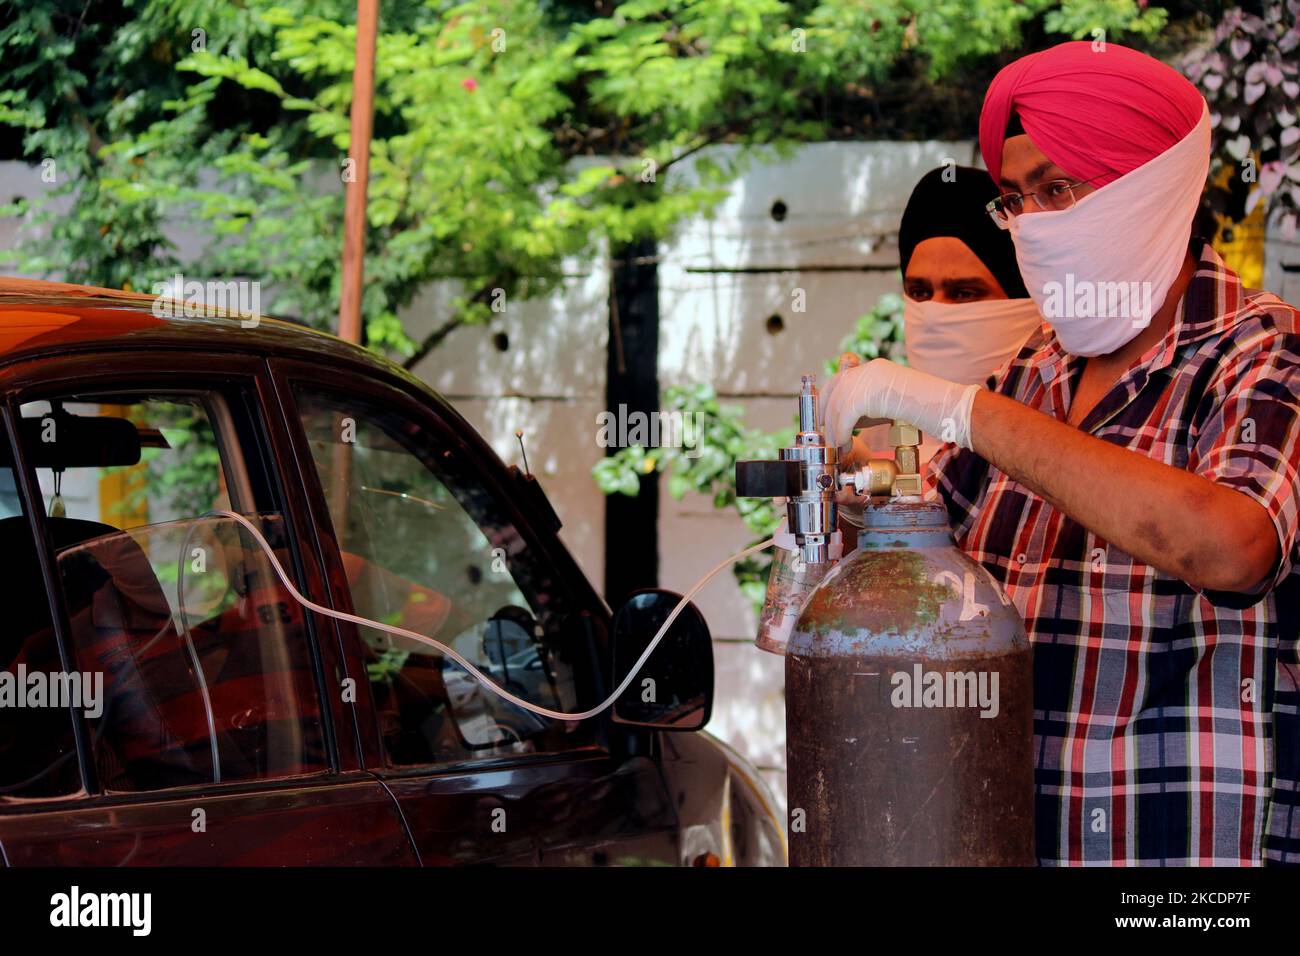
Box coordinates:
[785,497,1034,866]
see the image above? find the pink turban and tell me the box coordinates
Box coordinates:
[979,41,1206,189]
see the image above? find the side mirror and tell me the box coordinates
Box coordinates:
[611,589,713,731]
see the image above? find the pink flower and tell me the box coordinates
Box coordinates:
[462,77,478,92]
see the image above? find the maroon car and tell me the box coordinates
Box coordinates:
[0,278,785,866]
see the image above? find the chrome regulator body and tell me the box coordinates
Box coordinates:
[736,373,922,566]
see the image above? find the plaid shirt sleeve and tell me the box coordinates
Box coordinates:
[1187,313,1300,596]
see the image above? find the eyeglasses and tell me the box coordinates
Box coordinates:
[985,178,1098,228]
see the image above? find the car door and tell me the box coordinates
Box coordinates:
[269,357,681,866]
[0,352,417,865]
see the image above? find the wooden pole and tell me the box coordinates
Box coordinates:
[337,0,379,344]
[331,0,378,532]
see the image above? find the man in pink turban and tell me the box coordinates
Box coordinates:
[823,41,1300,866]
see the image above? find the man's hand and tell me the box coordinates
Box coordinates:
[829,353,871,478]
[826,354,873,511]
[822,357,980,453]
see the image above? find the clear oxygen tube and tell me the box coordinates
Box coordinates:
[180,509,773,723]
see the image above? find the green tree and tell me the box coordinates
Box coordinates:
[2,0,1173,361]
[0,0,273,288]
[0,0,1180,574]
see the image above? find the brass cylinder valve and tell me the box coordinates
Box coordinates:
[841,420,923,499]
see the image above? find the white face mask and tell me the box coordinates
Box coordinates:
[903,296,1043,386]
[1006,104,1210,358]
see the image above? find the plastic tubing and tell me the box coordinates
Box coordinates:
[182,510,774,722]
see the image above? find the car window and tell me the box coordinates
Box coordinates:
[291,385,598,767]
[17,392,328,793]
[0,462,82,800]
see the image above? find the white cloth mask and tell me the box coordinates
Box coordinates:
[903,296,1043,386]
[1006,103,1210,358]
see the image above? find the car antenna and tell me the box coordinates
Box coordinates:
[515,429,532,478]
[49,400,66,518]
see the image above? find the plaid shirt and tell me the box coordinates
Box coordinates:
[927,241,1300,865]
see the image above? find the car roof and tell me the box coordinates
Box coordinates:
[0,276,393,374]
[0,280,600,614]
[0,276,503,476]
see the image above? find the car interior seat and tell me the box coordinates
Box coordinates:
[49,515,222,791]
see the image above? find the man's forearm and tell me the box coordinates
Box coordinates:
[968,390,1278,592]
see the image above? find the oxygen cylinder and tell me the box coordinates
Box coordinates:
[784,496,1035,866]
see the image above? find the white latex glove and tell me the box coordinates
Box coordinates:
[821,357,980,453]
[827,354,877,511]
[832,353,867,469]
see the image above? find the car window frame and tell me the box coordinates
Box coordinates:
[267,356,617,778]
[0,350,345,802]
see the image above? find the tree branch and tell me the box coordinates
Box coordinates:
[657,128,727,175]
[401,280,500,370]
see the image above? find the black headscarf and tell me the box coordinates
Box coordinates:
[897,164,1028,299]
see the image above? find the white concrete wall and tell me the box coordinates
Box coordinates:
[0,162,49,254]
[400,261,610,597]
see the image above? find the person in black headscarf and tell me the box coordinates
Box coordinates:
[840,164,1040,469]
[894,164,1037,388]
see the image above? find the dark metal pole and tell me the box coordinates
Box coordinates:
[603,237,660,609]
